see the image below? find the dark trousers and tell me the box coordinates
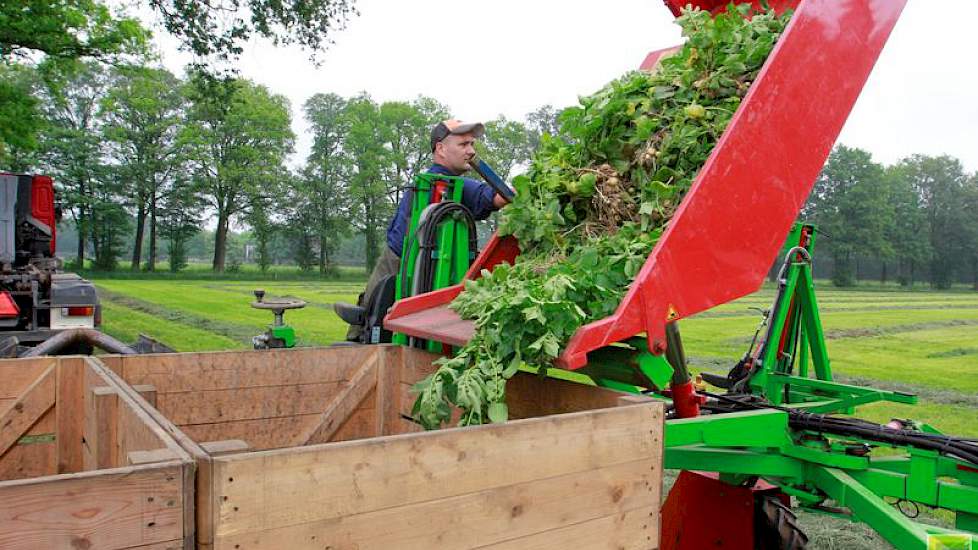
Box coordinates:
[346,246,401,341]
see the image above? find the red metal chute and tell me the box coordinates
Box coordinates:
[386,0,907,368]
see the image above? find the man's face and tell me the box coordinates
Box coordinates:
[435,132,477,174]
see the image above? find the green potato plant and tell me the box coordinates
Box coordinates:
[413,5,792,429]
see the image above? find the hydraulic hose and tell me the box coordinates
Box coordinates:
[20,328,138,357]
[402,201,478,348]
[701,391,978,467]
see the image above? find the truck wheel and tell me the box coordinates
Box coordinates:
[755,494,809,550]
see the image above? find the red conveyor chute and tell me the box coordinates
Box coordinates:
[385,0,907,368]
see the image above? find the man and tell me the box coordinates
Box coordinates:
[345,119,510,341]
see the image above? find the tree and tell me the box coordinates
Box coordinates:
[157,175,201,272]
[0,64,43,170]
[300,92,352,274]
[962,176,978,290]
[1,0,147,61]
[342,93,393,271]
[477,116,533,181]
[806,145,892,286]
[883,165,931,286]
[525,104,562,150]
[36,60,112,267]
[148,0,356,62]
[184,75,293,272]
[101,65,186,270]
[891,155,970,289]
[377,96,448,203]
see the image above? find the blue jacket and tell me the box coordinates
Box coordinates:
[386,164,497,257]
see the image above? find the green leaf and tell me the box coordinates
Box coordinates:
[488,402,508,423]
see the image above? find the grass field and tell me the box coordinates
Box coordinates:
[94,276,978,436]
[93,274,978,549]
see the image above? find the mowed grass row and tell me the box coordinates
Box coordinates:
[95,278,978,436]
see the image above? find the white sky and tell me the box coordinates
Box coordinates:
[149,0,978,173]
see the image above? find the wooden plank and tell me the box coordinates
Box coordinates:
[295,351,379,445]
[0,363,55,459]
[134,384,158,408]
[126,540,184,550]
[376,346,401,436]
[91,386,120,469]
[0,463,185,550]
[120,398,170,458]
[474,505,659,550]
[214,459,658,549]
[178,405,376,452]
[115,347,381,393]
[0,357,57,399]
[84,357,197,549]
[156,382,346,425]
[0,440,54,481]
[328,400,377,443]
[213,402,663,536]
[200,440,250,455]
[129,449,180,465]
[56,357,86,473]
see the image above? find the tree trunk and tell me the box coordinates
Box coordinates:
[91,211,101,261]
[147,191,157,271]
[319,235,327,275]
[973,257,978,291]
[75,179,86,267]
[131,202,146,270]
[76,210,86,267]
[213,212,229,272]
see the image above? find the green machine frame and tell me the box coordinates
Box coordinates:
[531,223,978,549]
[392,172,476,351]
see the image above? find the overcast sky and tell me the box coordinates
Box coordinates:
[151,0,978,173]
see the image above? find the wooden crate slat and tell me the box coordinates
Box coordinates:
[0,364,55,459]
[0,463,185,550]
[115,347,380,393]
[214,458,658,549]
[297,350,379,445]
[472,505,659,550]
[213,402,661,536]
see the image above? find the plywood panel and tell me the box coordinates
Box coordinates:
[116,347,380,393]
[0,357,57,399]
[214,459,658,550]
[0,364,55,459]
[157,382,346,425]
[55,358,86,474]
[475,505,659,550]
[213,403,662,537]
[0,463,185,550]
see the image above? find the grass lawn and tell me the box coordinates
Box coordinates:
[94,276,978,429]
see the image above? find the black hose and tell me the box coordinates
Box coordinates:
[20,328,138,357]
[414,201,477,297]
[700,391,978,467]
[405,201,477,348]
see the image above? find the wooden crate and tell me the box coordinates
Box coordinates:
[0,355,194,550]
[102,345,664,549]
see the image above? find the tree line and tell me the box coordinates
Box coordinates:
[804,145,978,289]
[1,59,557,273]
